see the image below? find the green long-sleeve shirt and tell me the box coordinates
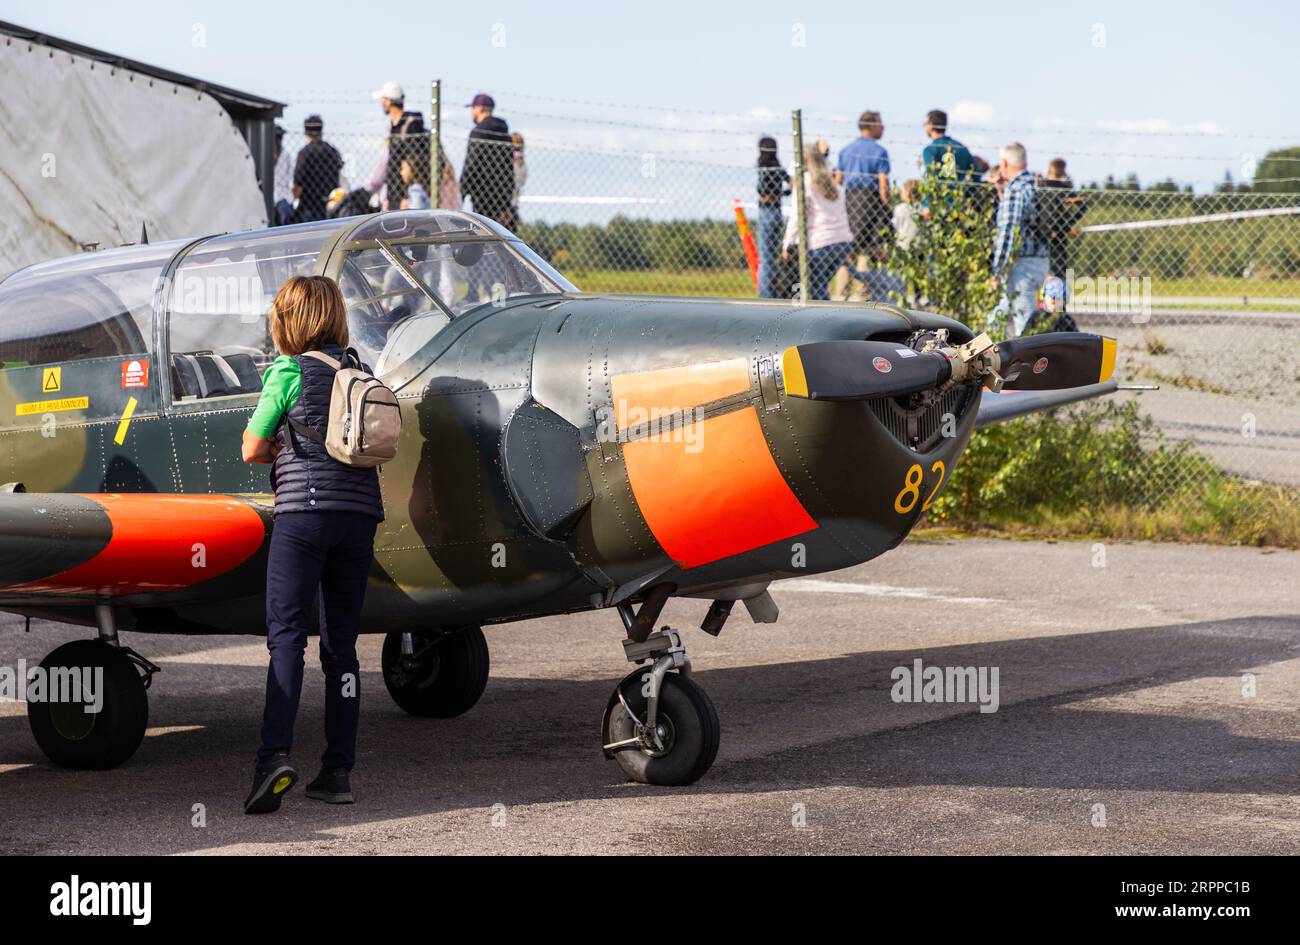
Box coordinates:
[246,356,302,438]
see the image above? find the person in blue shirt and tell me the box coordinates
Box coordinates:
[834,110,892,300]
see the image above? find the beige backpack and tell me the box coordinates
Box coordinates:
[287,349,401,467]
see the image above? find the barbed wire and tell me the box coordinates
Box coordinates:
[268,82,1300,143]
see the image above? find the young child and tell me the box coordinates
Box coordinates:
[892,179,920,251]
[399,158,431,210]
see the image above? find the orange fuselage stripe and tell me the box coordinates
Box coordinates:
[622,406,817,568]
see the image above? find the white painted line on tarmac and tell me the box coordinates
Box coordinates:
[776,578,1003,605]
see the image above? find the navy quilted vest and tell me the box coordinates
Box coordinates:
[271,344,384,521]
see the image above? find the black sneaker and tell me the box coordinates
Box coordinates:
[244,756,298,815]
[305,767,354,804]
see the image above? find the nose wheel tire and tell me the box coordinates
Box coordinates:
[27,640,150,770]
[602,669,719,786]
[382,626,489,718]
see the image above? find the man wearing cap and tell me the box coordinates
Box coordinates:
[365,81,427,210]
[460,93,514,225]
[292,115,343,223]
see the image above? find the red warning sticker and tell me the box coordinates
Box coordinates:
[122,358,149,389]
[872,356,892,374]
[1032,357,1049,375]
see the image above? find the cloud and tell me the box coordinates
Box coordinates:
[951,101,996,125]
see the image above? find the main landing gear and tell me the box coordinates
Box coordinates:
[601,584,722,786]
[381,626,490,717]
[27,604,159,770]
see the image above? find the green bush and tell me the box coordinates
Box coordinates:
[931,400,1217,524]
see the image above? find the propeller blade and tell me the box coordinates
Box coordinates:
[995,333,1117,391]
[782,341,952,401]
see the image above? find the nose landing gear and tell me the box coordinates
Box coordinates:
[600,585,720,786]
[601,628,720,785]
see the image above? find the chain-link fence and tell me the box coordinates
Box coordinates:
[271,83,1300,533]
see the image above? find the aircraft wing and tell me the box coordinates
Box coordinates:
[0,492,272,609]
[975,380,1119,428]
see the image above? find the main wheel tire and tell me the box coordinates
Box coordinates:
[27,640,149,770]
[602,669,720,786]
[382,626,489,718]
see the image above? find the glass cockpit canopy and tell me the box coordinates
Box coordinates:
[0,211,577,409]
[336,210,577,374]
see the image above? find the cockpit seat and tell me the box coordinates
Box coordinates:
[172,352,263,399]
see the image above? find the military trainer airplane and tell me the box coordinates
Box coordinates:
[0,209,1118,785]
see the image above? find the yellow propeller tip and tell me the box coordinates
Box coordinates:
[1099,337,1117,383]
[781,347,809,398]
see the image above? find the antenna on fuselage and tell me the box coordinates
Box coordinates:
[140,222,149,245]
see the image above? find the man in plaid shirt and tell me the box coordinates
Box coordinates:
[990,142,1048,337]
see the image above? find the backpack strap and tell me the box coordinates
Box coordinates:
[287,415,326,444]
[300,350,343,371]
[282,350,338,448]
[301,348,363,371]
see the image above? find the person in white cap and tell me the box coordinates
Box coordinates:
[364,81,426,209]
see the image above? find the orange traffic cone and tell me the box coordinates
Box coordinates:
[733,199,760,292]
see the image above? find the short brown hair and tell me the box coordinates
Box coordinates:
[1048,157,1068,177]
[858,110,882,132]
[269,275,349,355]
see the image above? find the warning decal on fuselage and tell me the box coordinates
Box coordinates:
[16,396,89,416]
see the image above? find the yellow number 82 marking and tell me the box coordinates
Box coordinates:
[893,460,946,514]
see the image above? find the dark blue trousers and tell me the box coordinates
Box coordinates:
[257,511,378,771]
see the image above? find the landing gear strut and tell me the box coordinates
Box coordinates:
[27,604,158,770]
[601,586,720,786]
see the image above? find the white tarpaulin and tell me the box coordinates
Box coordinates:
[0,36,268,276]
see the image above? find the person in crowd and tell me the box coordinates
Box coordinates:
[990,142,1049,338]
[364,82,426,211]
[292,115,343,223]
[921,109,987,182]
[782,143,854,301]
[241,275,384,814]
[834,110,891,300]
[506,132,528,231]
[272,125,296,225]
[400,158,431,210]
[461,93,514,225]
[756,136,791,298]
[437,142,462,210]
[893,179,920,251]
[1036,157,1088,279]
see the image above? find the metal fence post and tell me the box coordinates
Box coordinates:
[791,109,810,303]
[431,78,442,208]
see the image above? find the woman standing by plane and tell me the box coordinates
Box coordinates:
[240,275,384,814]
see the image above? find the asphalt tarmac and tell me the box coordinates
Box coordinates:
[1,536,1297,855]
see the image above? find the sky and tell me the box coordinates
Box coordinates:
[3,0,1296,219]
